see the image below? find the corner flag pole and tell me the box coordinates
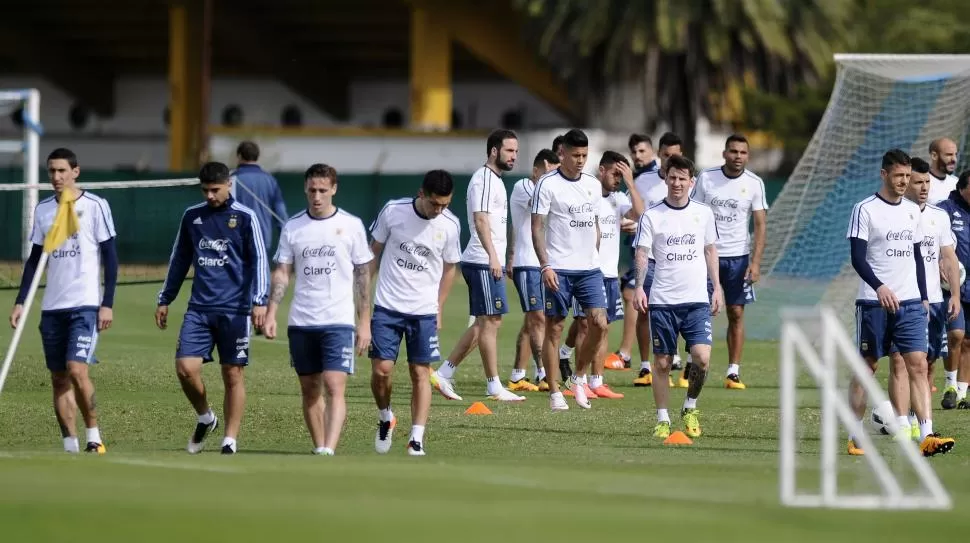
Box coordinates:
[0,251,50,397]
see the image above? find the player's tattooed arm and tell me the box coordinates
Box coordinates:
[268,264,291,308]
[353,262,372,321]
[531,214,549,267]
[633,246,649,289]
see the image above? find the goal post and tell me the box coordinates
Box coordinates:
[0,89,42,260]
[779,305,952,511]
[754,54,970,339]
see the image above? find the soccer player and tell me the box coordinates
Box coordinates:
[846,148,953,457]
[532,129,608,410]
[431,130,525,402]
[369,170,461,455]
[691,134,768,389]
[937,169,970,409]
[628,133,659,175]
[632,154,721,439]
[567,151,645,399]
[9,148,117,454]
[263,164,373,455]
[928,137,958,204]
[886,157,960,440]
[156,162,270,455]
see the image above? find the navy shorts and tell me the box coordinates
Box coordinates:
[461,262,509,316]
[943,291,965,333]
[649,304,713,355]
[39,308,99,372]
[574,278,623,323]
[545,269,607,318]
[890,302,947,361]
[512,266,544,313]
[176,310,251,366]
[288,326,356,375]
[622,260,656,294]
[368,305,439,364]
[643,259,656,295]
[719,255,755,306]
[621,268,637,291]
[856,301,928,360]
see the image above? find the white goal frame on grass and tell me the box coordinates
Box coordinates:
[779,306,951,510]
[0,89,41,260]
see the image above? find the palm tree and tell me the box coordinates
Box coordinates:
[515,0,854,157]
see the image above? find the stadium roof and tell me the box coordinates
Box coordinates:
[0,0,575,122]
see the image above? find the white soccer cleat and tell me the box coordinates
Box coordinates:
[550,391,569,411]
[407,440,426,456]
[568,378,591,409]
[431,370,463,401]
[375,415,396,454]
[489,388,526,402]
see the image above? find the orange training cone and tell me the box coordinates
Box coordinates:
[663,431,693,446]
[464,401,493,415]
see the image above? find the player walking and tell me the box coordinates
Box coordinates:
[263,164,373,455]
[156,162,270,455]
[937,170,970,409]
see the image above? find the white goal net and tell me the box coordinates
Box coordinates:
[0,89,41,260]
[756,55,970,339]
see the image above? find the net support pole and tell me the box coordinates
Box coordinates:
[22,89,41,260]
[0,252,49,398]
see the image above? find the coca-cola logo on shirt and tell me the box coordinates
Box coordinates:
[666,233,697,246]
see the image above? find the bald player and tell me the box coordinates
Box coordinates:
[928,137,958,205]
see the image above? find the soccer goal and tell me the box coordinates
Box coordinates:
[0,89,42,260]
[753,54,970,340]
[779,305,951,510]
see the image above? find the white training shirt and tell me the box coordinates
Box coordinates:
[509,177,540,268]
[633,170,668,209]
[30,191,116,312]
[274,209,374,328]
[928,172,958,205]
[847,195,924,302]
[917,202,955,304]
[691,167,768,257]
[371,198,462,316]
[532,169,601,272]
[635,199,718,306]
[462,166,508,265]
[597,191,633,278]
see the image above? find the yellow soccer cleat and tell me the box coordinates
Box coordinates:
[682,408,702,438]
[920,433,955,457]
[676,376,689,388]
[847,439,864,456]
[507,379,540,392]
[633,369,653,387]
[85,442,106,455]
[537,378,550,392]
[910,424,920,443]
[724,374,746,389]
[653,421,671,439]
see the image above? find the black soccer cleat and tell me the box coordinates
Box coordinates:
[85,442,106,454]
[942,389,958,410]
[187,416,219,454]
[221,444,236,455]
[559,358,573,381]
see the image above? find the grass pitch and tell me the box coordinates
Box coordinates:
[0,281,968,542]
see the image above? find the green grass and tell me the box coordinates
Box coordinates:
[0,281,968,541]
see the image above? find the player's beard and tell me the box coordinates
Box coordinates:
[497,159,513,172]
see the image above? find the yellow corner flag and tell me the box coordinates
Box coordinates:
[43,191,80,254]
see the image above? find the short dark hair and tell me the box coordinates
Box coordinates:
[958,170,970,191]
[599,150,630,168]
[199,161,231,184]
[658,132,682,150]
[486,129,517,157]
[422,169,454,197]
[47,148,78,168]
[663,155,695,176]
[910,157,930,174]
[628,134,652,151]
[552,135,565,153]
[562,129,588,149]
[881,148,911,171]
[305,163,337,184]
[534,149,559,167]
[236,141,260,162]
[725,134,748,148]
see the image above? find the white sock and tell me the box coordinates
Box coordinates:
[85,427,101,444]
[379,408,394,422]
[657,409,670,423]
[535,363,546,381]
[63,436,79,453]
[896,415,910,430]
[589,374,603,389]
[919,420,934,441]
[958,382,969,399]
[559,345,574,359]
[313,447,334,455]
[410,425,425,443]
[486,375,503,395]
[510,369,526,382]
[437,360,457,379]
[617,351,631,361]
[686,354,693,364]
[221,437,237,451]
[198,409,215,425]
[726,363,740,377]
[684,397,698,410]
[640,361,651,371]
[945,370,958,388]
